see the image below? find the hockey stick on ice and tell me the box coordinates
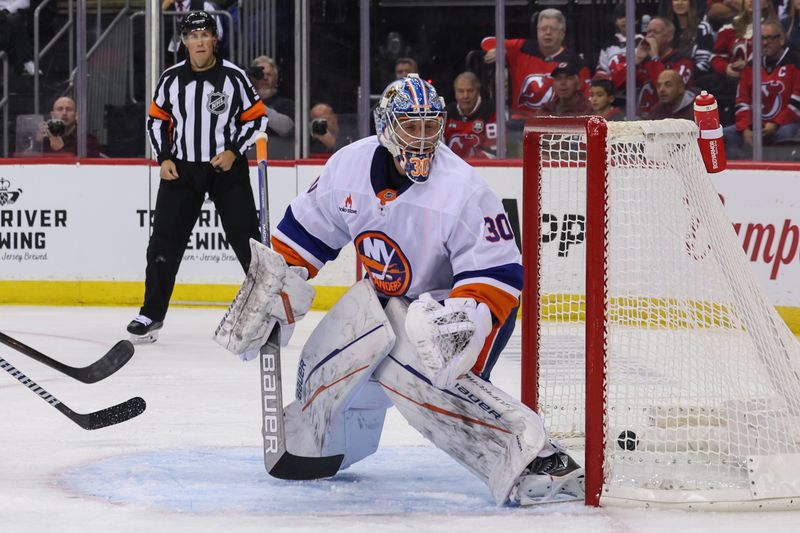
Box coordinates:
[0,356,146,430]
[254,132,344,480]
[0,331,135,384]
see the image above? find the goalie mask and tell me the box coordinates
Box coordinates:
[374,74,446,183]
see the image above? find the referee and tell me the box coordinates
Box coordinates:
[127,11,268,343]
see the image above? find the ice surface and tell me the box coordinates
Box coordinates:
[1,306,799,533]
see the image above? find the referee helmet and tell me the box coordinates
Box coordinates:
[180,11,217,36]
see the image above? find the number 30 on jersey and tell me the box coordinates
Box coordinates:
[484,213,514,242]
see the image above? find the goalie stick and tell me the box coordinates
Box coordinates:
[253,132,344,480]
[0,331,135,384]
[0,356,146,430]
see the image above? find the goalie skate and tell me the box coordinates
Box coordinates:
[126,315,163,344]
[512,452,585,505]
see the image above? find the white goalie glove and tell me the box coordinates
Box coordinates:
[405,293,493,389]
[214,239,316,359]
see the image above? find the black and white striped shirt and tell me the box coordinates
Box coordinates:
[147,57,268,163]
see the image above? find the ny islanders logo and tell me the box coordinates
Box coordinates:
[355,231,411,296]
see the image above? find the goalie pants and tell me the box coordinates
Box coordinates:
[139,157,261,322]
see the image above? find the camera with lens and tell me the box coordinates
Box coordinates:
[47,119,66,137]
[311,118,328,136]
[246,65,264,81]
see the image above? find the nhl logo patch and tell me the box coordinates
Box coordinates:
[472,120,484,133]
[207,91,229,115]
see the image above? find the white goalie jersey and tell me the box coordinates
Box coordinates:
[272,136,522,327]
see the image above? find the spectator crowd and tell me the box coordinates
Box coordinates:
[4,1,800,160]
[459,1,800,159]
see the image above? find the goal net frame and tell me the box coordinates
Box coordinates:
[521,116,800,510]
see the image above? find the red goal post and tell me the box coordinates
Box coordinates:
[521,116,800,510]
[522,116,608,507]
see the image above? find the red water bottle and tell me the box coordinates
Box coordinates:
[693,91,727,173]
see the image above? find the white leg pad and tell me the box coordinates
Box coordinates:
[374,297,548,505]
[284,280,396,469]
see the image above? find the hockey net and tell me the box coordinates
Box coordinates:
[522,117,800,509]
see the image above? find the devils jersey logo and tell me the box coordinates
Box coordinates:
[355,231,411,297]
[447,134,482,156]
[518,74,555,111]
[761,80,787,120]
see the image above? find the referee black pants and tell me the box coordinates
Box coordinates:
[139,157,260,322]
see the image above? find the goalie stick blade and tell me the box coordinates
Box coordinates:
[0,332,135,383]
[267,452,345,481]
[259,326,345,481]
[60,396,147,430]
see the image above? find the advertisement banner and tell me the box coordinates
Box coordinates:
[0,163,298,285]
[0,162,797,309]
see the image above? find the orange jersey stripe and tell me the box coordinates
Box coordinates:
[149,100,170,121]
[271,236,319,278]
[449,283,518,324]
[240,100,267,122]
[471,322,500,376]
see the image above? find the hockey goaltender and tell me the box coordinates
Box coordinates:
[214,75,584,506]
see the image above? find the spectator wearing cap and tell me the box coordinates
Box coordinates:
[539,61,593,117]
[589,79,625,120]
[648,69,696,119]
[481,8,590,118]
[611,16,694,116]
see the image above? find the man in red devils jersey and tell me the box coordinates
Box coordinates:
[216,75,585,505]
[444,72,497,159]
[481,8,590,119]
[724,21,800,156]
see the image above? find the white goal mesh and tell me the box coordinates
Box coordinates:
[528,119,800,509]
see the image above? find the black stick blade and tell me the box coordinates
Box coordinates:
[71,397,147,430]
[267,453,345,481]
[79,340,135,383]
[0,332,136,384]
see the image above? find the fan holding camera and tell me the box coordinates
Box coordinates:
[309,102,353,157]
[37,96,101,157]
[248,56,295,159]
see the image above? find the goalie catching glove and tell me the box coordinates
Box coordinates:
[214,239,315,358]
[405,293,493,389]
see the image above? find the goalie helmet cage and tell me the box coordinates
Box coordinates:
[521,117,800,510]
